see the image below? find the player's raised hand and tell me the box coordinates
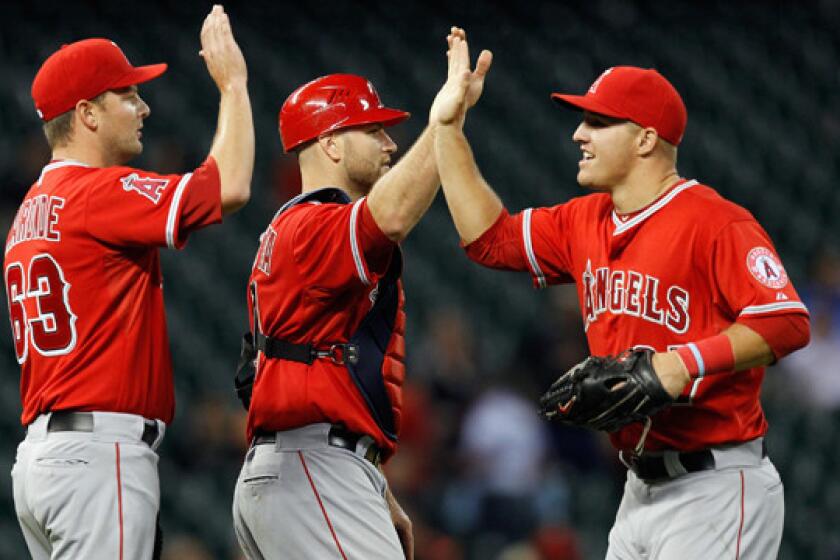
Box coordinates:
[448,27,493,110]
[430,31,472,126]
[200,5,248,91]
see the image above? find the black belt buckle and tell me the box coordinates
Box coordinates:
[325,344,359,365]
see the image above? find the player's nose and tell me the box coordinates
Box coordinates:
[381,131,397,154]
[572,121,589,144]
[138,96,151,120]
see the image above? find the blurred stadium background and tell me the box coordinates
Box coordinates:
[1,0,839,558]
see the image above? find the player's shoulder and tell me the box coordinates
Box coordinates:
[534,191,612,213]
[547,191,614,222]
[46,164,177,191]
[678,181,756,225]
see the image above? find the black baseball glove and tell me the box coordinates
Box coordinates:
[538,349,674,432]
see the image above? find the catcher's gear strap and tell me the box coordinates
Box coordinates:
[255,333,359,366]
[675,333,734,377]
[235,332,257,410]
[234,187,354,411]
[235,186,403,441]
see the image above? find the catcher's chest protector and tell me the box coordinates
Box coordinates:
[252,187,405,441]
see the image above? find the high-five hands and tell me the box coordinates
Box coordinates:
[430,26,493,126]
[200,5,248,92]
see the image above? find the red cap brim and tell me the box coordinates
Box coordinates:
[111,63,168,90]
[550,93,629,120]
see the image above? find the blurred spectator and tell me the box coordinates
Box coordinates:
[776,247,840,409]
[514,287,612,474]
[777,307,840,409]
[177,394,248,470]
[440,387,554,543]
[532,524,583,560]
[413,306,481,465]
[161,534,214,560]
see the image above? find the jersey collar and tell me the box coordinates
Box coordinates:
[611,179,698,236]
[37,160,91,186]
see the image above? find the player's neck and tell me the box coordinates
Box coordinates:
[300,166,365,201]
[611,169,681,214]
[51,144,116,168]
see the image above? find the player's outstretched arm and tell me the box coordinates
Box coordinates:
[200,5,254,215]
[652,321,796,399]
[365,27,492,242]
[432,32,501,245]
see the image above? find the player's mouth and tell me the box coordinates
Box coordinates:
[579,150,594,165]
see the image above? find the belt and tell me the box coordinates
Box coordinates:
[48,411,159,448]
[627,440,768,481]
[253,425,382,467]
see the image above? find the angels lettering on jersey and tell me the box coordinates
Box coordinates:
[581,259,689,334]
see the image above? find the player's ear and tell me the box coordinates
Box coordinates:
[317,133,342,163]
[76,99,99,132]
[637,127,658,157]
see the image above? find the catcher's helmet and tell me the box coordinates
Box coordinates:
[279,74,409,152]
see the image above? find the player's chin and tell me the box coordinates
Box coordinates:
[117,141,144,164]
[576,170,594,188]
[130,140,144,157]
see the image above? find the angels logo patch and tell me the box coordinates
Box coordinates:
[120,173,170,204]
[746,247,788,289]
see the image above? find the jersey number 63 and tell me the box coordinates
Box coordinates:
[4,254,78,364]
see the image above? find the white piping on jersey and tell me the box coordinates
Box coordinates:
[611,180,699,236]
[739,301,809,316]
[349,198,371,286]
[522,208,547,288]
[36,160,90,186]
[166,173,192,249]
[686,342,705,376]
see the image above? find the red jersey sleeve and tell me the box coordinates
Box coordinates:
[85,157,222,249]
[710,219,809,320]
[289,197,395,292]
[464,205,575,288]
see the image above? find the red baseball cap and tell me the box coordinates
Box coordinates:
[551,66,687,145]
[31,38,167,122]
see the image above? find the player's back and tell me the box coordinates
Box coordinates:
[4,161,174,425]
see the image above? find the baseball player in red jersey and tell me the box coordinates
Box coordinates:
[4,6,253,559]
[432,34,810,559]
[231,32,491,560]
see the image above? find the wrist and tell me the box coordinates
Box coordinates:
[652,352,690,398]
[675,333,735,378]
[220,79,249,94]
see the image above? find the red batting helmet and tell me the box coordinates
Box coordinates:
[279,74,410,152]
